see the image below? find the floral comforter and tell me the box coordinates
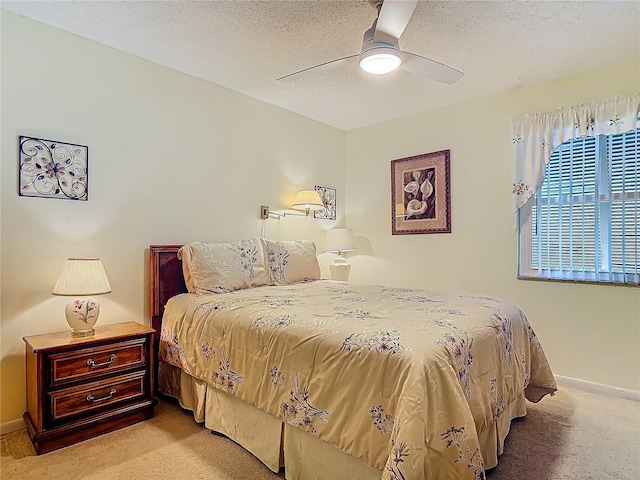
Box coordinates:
[159,280,556,480]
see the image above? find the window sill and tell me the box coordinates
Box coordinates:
[517,275,639,288]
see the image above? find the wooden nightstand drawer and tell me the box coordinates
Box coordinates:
[49,371,146,421]
[48,338,147,387]
[24,322,156,454]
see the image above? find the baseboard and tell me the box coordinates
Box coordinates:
[555,375,640,401]
[1,417,25,435]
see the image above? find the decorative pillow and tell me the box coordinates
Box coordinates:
[177,246,196,293]
[261,239,321,285]
[179,238,270,294]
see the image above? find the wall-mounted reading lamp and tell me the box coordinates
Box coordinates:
[261,189,324,219]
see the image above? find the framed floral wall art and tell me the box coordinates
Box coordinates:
[391,150,451,235]
[18,136,88,201]
[314,185,336,220]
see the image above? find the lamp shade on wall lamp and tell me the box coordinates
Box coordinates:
[291,189,324,216]
[52,258,112,337]
[326,228,357,282]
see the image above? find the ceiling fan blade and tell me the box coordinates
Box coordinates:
[277,55,359,82]
[373,0,418,43]
[400,51,464,84]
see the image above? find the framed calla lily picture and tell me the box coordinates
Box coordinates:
[392,150,451,235]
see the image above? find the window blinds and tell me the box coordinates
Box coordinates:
[531,129,639,284]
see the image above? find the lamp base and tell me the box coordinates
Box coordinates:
[71,328,95,338]
[329,257,351,282]
[64,297,100,337]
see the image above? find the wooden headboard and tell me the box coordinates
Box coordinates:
[149,245,187,336]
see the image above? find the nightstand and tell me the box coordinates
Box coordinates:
[23,321,155,454]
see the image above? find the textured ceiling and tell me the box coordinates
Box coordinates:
[2,0,639,131]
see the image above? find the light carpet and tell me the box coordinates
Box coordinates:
[2,383,638,479]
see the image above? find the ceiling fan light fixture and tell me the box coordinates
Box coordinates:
[359,47,401,75]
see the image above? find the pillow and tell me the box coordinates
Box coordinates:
[261,239,321,285]
[177,246,196,293]
[179,238,270,294]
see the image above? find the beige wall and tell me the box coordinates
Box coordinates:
[344,61,640,391]
[0,12,345,427]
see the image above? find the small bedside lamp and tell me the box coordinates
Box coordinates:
[52,258,112,337]
[326,228,357,282]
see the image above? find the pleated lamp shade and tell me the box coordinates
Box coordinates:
[53,258,112,295]
[291,189,324,215]
[52,258,111,337]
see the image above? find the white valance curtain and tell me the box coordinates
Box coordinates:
[512,93,640,215]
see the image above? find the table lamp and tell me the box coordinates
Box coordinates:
[52,258,112,337]
[325,228,357,281]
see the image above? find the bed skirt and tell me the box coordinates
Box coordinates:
[158,361,528,478]
[158,361,381,479]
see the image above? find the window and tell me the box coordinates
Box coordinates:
[518,129,639,285]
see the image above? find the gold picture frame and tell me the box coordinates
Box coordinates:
[391,150,451,235]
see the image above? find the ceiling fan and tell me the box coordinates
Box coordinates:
[277,0,464,84]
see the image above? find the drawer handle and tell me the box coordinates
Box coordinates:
[86,354,116,368]
[86,388,116,403]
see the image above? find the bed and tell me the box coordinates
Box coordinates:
[149,240,556,480]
